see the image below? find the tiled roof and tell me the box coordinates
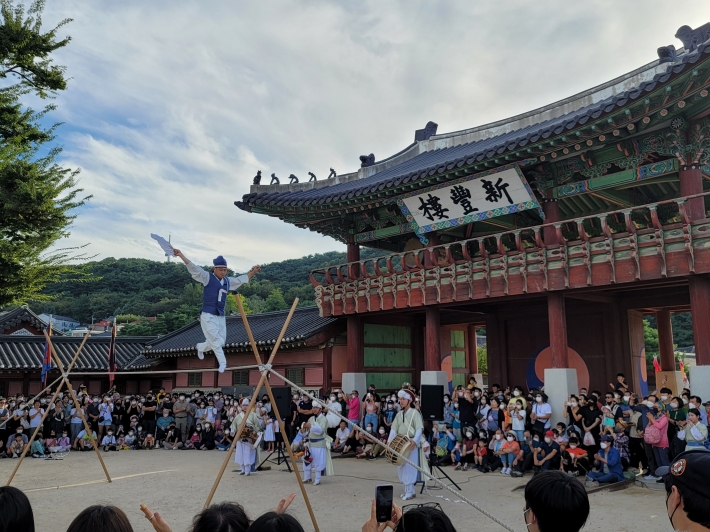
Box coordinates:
[238,40,710,211]
[0,336,156,371]
[143,306,342,356]
[0,306,63,335]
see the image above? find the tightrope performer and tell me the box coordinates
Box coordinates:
[173,248,259,372]
[388,389,429,500]
[232,398,261,476]
[302,401,334,485]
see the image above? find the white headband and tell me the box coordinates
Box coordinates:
[398,389,414,401]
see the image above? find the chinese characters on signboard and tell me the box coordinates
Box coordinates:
[394,165,541,238]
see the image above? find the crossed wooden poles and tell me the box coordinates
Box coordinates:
[204,296,321,532]
[6,331,112,486]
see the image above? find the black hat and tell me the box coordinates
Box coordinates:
[656,450,710,498]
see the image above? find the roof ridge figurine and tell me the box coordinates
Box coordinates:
[289,174,299,184]
[270,173,279,185]
[308,172,317,182]
[253,170,262,185]
[675,23,710,53]
[328,168,336,179]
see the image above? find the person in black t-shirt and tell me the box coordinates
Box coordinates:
[142,394,157,436]
[297,395,313,427]
[456,386,478,428]
[86,399,100,433]
[288,392,299,441]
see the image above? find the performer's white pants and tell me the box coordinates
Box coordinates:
[235,441,256,473]
[198,313,227,365]
[397,447,419,496]
[303,447,326,482]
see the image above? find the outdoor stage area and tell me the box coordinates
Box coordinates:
[2,450,669,532]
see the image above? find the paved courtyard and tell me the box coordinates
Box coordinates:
[2,450,669,532]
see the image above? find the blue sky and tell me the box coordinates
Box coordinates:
[37,1,710,272]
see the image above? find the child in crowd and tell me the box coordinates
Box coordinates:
[45,431,58,452]
[185,431,200,450]
[101,429,118,451]
[473,438,488,472]
[123,429,136,449]
[10,434,26,458]
[30,437,45,458]
[56,431,71,452]
[143,432,156,450]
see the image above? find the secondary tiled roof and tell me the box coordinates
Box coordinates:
[0,306,62,335]
[144,306,341,356]
[238,39,710,211]
[0,336,156,371]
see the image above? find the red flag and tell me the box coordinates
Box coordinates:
[108,319,117,385]
[679,358,685,377]
[653,355,661,373]
[41,325,52,385]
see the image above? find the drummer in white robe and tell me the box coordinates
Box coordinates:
[388,388,429,500]
[232,398,261,476]
[302,401,334,486]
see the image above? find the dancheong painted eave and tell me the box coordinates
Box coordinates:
[236,29,710,218]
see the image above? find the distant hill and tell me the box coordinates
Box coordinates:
[27,249,384,334]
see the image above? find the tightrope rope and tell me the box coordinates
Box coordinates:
[267,367,520,532]
[66,364,262,376]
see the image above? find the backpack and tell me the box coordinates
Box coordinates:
[643,421,662,445]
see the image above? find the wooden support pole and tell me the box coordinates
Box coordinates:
[6,333,91,485]
[689,276,710,366]
[47,332,112,483]
[468,323,479,375]
[204,298,320,532]
[657,310,676,371]
[679,165,706,222]
[542,198,560,246]
[346,315,363,373]
[548,293,569,368]
[425,306,441,371]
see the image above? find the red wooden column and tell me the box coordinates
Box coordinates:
[547,293,569,368]
[467,323,479,374]
[689,276,710,366]
[656,309,676,371]
[347,238,360,278]
[346,315,364,372]
[322,344,333,393]
[425,307,441,371]
[542,198,560,246]
[679,165,706,222]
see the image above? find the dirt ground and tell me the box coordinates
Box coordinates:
[1,449,669,532]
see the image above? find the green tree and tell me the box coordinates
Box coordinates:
[264,288,287,312]
[0,1,88,307]
[476,346,488,374]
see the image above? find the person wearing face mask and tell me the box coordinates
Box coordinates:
[173,394,189,441]
[361,393,380,433]
[585,435,624,487]
[561,436,589,476]
[456,386,477,433]
[645,403,671,478]
[382,400,397,434]
[475,394,491,432]
[511,386,527,409]
[523,470,590,532]
[498,432,521,475]
[656,450,710,532]
[532,431,560,473]
[667,397,687,459]
[677,408,708,452]
[101,429,118,452]
[530,393,552,438]
[141,394,157,437]
[325,393,342,440]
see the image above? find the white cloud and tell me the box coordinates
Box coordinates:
[39,0,710,270]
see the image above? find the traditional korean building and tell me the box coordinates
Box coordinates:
[237,24,710,410]
[0,306,58,336]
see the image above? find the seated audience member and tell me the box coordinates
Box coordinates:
[67,505,133,532]
[499,431,521,475]
[195,422,215,450]
[9,434,27,458]
[523,470,590,532]
[143,432,156,450]
[333,420,350,452]
[511,430,533,477]
[456,429,477,471]
[247,512,304,532]
[585,434,624,487]
[185,430,200,450]
[156,410,174,443]
[473,438,488,472]
[30,436,46,458]
[366,426,389,459]
[658,450,710,532]
[0,485,35,532]
[532,431,560,473]
[101,429,118,452]
[123,429,137,449]
[342,427,366,455]
[45,431,58,452]
[215,428,232,451]
[73,428,97,451]
[561,436,589,477]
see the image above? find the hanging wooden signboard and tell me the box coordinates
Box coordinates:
[392,163,542,241]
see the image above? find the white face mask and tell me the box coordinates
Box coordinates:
[645,401,655,408]
[515,405,521,410]
[330,396,336,401]
[569,444,577,449]
[661,395,668,401]
[474,392,480,397]
[379,429,385,434]
[670,402,679,409]
[690,403,697,409]
[623,396,630,403]
[600,442,608,449]
[443,397,449,403]
[506,436,514,442]
[458,392,464,398]
[466,432,473,439]
[535,397,543,403]
[544,437,551,443]
[513,391,520,396]
[495,434,501,440]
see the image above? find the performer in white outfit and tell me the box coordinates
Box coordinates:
[173,249,259,372]
[232,398,261,476]
[388,389,428,500]
[303,401,333,486]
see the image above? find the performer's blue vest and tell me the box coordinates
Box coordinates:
[202,275,230,316]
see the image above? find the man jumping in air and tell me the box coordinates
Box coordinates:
[173,249,260,372]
